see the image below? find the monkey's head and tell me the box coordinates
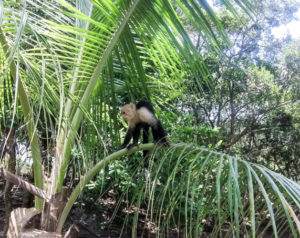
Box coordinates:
[120,103,136,121]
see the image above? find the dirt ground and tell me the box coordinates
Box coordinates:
[0,178,186,238]
[0,177,282,238]
[0,188,103,237]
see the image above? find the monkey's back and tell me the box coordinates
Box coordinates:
[136,100,155,114]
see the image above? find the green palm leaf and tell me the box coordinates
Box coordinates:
[57,144,300,236]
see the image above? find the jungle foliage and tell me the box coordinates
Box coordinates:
[0,0,300,237]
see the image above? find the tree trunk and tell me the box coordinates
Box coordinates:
[229,81,235,137]
[2,129,16,234]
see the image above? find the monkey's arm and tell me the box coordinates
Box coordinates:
[120,128,133,149]
[127,125,141,150]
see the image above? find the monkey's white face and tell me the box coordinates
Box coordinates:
[120,103,136,121]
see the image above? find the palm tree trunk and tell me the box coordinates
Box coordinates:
[2,129,16,234]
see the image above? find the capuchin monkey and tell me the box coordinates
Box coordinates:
[120,100,169,156]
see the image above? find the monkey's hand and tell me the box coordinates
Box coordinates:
[157,139,170,147]
[126,143,138,150]
[161,141,170,147]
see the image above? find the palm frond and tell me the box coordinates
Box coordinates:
[133,145,300,237]
[57,144,300,236]
[1,0,254,195]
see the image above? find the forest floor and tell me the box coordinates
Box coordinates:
[0,178,280,238]
[0,186,127,238]
[0,178,208,238]
[0,178,278,238]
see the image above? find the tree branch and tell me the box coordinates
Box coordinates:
[0,168,47,201]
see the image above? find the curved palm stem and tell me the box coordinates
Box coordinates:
[57,142,300,236]
[57,143,157,232]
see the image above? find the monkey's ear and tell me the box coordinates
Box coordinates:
[130,103,135,110]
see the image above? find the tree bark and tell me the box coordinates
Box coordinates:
[1,129,16,234]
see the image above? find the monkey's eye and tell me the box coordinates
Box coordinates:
[121,111,126,115]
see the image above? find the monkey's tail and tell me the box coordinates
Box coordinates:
[143,125,150,158]
[155,120,169,146]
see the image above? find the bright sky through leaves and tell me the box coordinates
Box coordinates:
[207,0,300,39]
[272,6,300,39]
